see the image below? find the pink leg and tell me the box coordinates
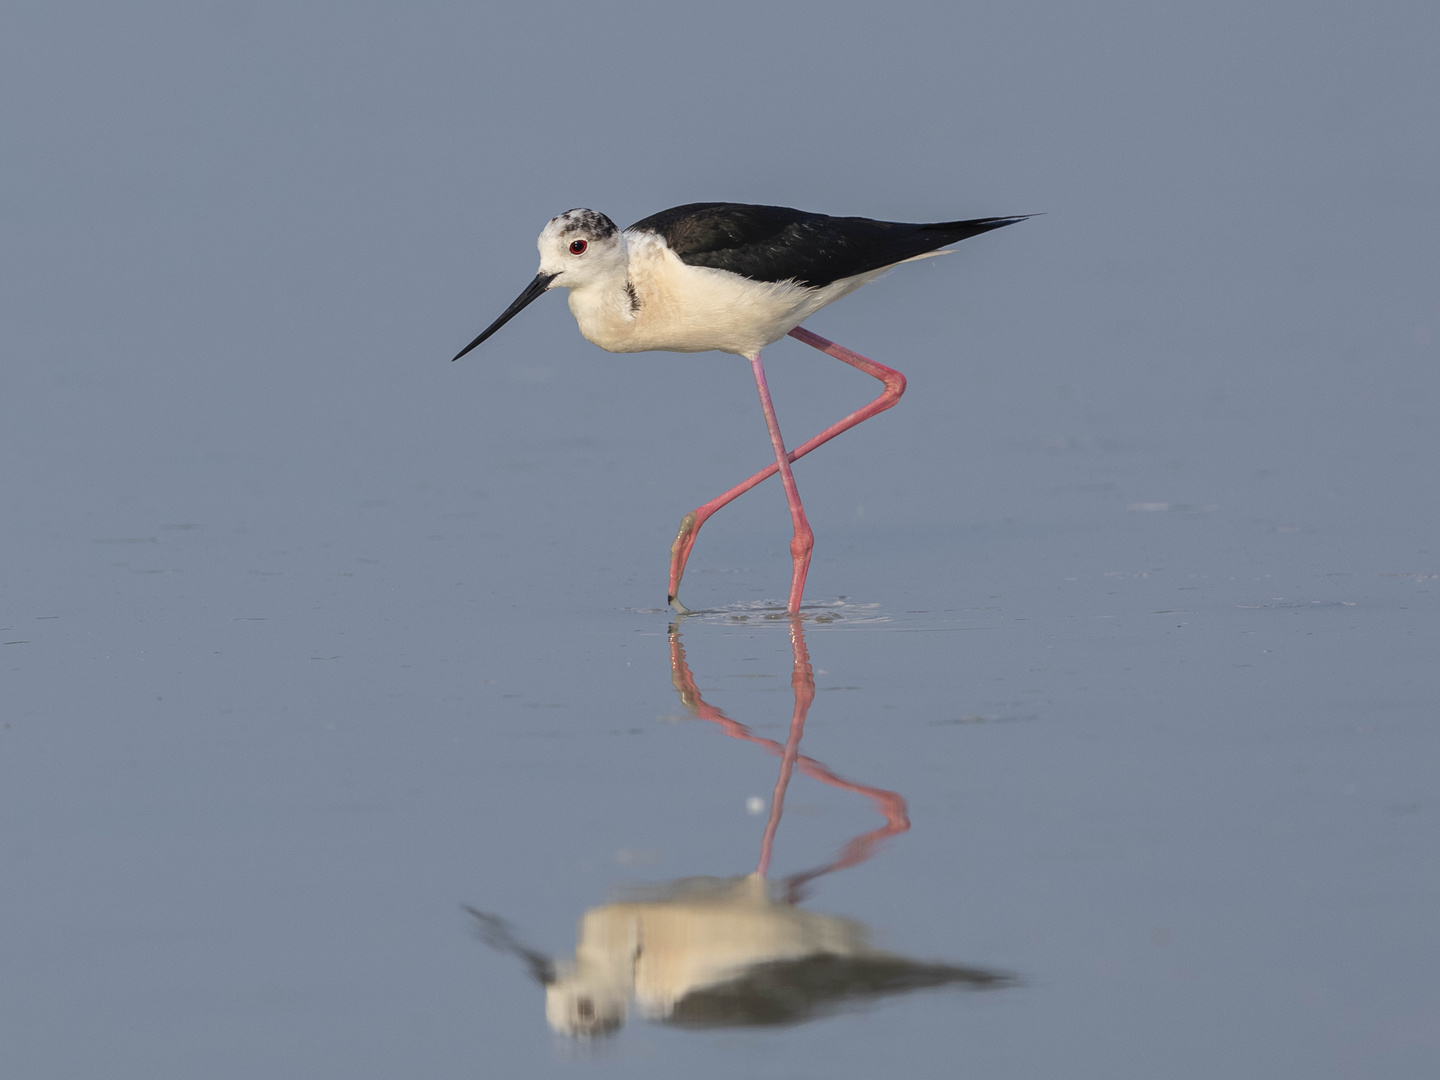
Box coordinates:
[748,352,813,615]
[669,326,907,613]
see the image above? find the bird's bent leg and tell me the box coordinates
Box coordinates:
[667,327,907,612]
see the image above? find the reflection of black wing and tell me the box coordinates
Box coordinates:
[665,953,1016,1028]
[628,203,1029,288]
[464,906,556,986]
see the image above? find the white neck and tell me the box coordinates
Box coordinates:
[563,242,636,351]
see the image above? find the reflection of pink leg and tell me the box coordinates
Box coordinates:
[668,327,907,613]
[756,620,815,875]
[668,622,909,885]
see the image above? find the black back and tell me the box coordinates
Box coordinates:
[628,203,1028,288]
[665,953,1014,1028]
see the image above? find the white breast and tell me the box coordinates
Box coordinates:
[567,233,886,358]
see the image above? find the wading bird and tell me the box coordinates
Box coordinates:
[453,202,1027,614]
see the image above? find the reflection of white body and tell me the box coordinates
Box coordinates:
[547,875,876,1035]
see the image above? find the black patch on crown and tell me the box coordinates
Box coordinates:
[555,208,618,239]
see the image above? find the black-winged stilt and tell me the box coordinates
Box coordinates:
[453,202,1029,615]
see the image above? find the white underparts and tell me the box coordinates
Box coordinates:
[563,232,898,357]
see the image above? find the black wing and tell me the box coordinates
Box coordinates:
[664,953,1016,1028]
[628,203,1029,288]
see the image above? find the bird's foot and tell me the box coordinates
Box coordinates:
[668,511,699,612]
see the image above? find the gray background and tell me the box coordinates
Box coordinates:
[3,1,1437,1077]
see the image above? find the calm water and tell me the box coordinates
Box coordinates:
[3,2,1437,1077]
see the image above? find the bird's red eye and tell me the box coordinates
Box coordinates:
[569,239,588,255]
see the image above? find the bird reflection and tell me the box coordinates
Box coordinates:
[469,619,1012,1036]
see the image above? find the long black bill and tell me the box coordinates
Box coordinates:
[451,271,558,361]
[463,906,557,985]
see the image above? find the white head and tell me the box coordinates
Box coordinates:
[535,209,627,289]
[544,965,630,1038]
[451,208,625,361]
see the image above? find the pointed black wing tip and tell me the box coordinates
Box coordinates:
[935,213,1041,242]
[922,213,1040,241]
[978,213,1042,230]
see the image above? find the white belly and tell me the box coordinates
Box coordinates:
[568,241,883,358]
